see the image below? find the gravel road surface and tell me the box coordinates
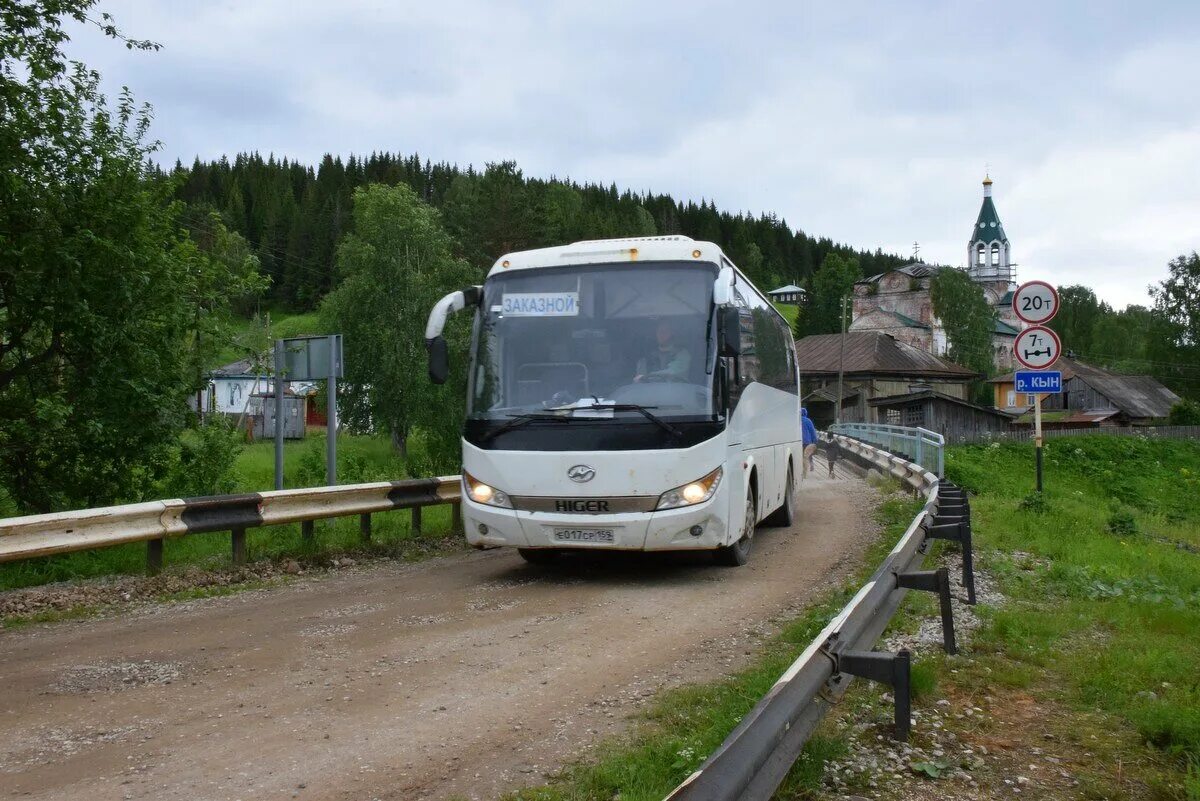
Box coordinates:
[1,472,877,800]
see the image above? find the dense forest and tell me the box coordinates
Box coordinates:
[168,153,908,309]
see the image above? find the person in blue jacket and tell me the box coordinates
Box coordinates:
[801,407,818,477]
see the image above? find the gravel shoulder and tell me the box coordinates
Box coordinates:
[1,472,878,801]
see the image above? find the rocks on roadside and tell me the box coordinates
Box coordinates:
[1,550,386,622]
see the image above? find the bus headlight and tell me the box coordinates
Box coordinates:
[464,472,513,509]
[656,467,722,510]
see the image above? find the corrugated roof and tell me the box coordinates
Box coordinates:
[1078,374,1181,420]
[868,389,1017,419]
[795,331,978,378]
[856,261,944,286]
[804,385,861,403]
[769,284,805,294]
[1056,410,1121,424]
[211,357,262,377]
[988,356,1111,384]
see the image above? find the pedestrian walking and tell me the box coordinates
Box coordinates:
[801,408,817,478]
[826,435,841,478]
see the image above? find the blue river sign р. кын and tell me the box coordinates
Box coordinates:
[1014,370,1063,394]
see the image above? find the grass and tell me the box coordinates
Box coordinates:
[499,492,923,801]
[772,301,800,329]
[209,307,325,368]
[504,435,1200,800]
[0,429,456,593]
[941,435,1200,794]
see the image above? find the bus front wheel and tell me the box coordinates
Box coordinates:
[715,488,756,566]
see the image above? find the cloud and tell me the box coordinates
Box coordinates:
[64,0,1200,308]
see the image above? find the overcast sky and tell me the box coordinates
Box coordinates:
[69,1,1200,308]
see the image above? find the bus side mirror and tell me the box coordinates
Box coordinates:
[718,306,742,356]
[427,336,449,384]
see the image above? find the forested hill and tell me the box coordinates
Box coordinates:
[170,153,907,308]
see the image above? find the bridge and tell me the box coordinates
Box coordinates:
[0,432,970,801]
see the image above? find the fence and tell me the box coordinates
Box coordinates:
[664,435,973,801]
[949,424,1200,445]
[829,422,946,477]
[0,478,463,573]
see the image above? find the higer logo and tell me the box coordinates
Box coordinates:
[566,465,595,483]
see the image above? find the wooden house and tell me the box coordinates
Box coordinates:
[795,331,979,429]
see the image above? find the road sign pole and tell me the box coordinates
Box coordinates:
[1035,393,1044,493]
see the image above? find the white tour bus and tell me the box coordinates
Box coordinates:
[424,236,800,566]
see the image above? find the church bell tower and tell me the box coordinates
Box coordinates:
[967,175,1013,283]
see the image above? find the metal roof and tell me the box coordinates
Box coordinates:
[988,356,1111,384]
[768,284,805,295]
[1078,374,1181,420]
[795,331,978,378]
[210,357,262,378]
[803,385,861,403]
[868,389,1017,419]
[993,318,1020,336]
[970,196,1007,244]
[856,261,944,286]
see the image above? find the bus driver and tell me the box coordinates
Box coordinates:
[634,320,692,383]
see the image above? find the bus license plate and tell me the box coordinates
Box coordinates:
[553,528,615,544]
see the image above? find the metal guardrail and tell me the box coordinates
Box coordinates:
[830,422,946,477]
[665,434,974,801]
[0,477,462,573]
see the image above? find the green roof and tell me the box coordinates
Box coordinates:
[993,318,1020,336]
[970,196,1007,244]
[892,311,929,330]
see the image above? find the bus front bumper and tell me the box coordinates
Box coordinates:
[461,485,731,552]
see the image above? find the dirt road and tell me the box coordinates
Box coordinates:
[1,472,877,801]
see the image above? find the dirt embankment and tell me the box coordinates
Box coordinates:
[0,472,878,801]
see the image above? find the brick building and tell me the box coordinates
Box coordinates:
[848,176,1021,370]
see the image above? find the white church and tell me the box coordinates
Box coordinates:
[848,176,1022,371]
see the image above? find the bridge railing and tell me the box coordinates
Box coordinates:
[829,422,945,477]
[664,434,973,801]
[0,477,463,573]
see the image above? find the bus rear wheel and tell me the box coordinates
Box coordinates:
[716,488,756,566]
[517,548,561,564]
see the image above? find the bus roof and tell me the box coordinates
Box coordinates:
[487,236,729,278]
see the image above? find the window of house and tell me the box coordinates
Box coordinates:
[976,244,986,265]
[902,405,924,426]
[991,243,1000,266]
[1006,391,1016,407]
[886,409,901,425]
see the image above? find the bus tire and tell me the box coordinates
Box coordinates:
[715,488,756,566]
[517,548,560,564]
[764,465,795,527]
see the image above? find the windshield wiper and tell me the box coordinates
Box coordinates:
[478,412,571,444]
[580,403,683,440]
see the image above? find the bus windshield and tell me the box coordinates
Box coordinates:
[468,262,718,422]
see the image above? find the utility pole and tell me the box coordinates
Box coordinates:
[836,295,848,425]
[273,339,285,491]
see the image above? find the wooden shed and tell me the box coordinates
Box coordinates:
[869,389,1017,442]
[796,331,979,429]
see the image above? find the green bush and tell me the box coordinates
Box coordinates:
[156,419,243,499]
[1168,399,1200,426]
[1106,508,1139,537]
[1018,491,1048,514]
